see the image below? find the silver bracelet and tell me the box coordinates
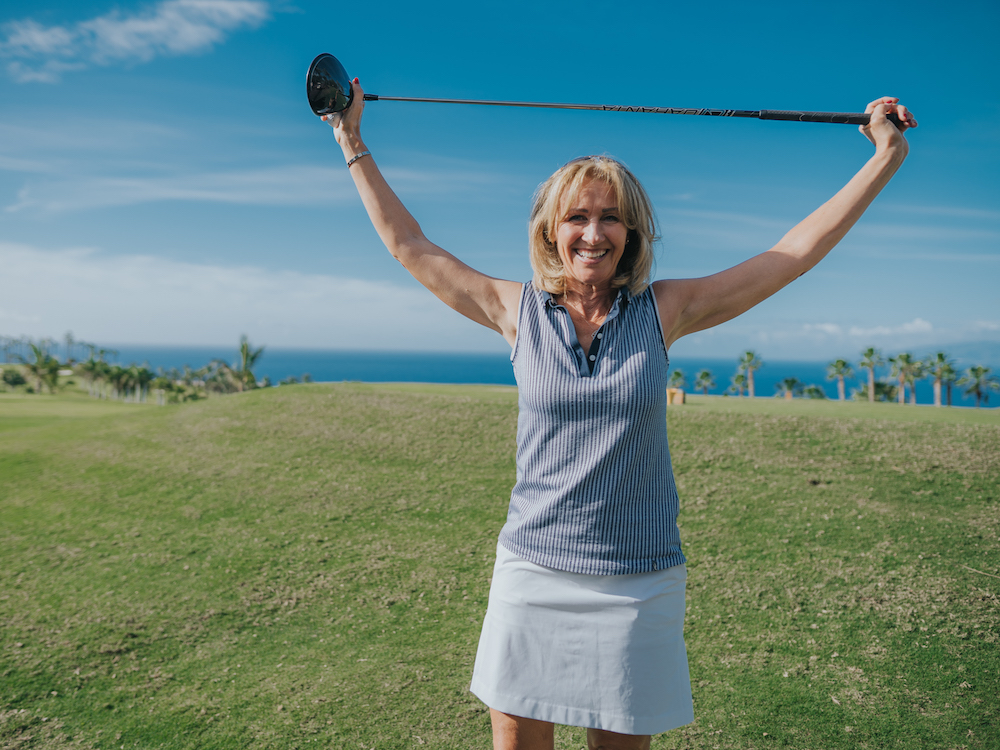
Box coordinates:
[346,150,371,168]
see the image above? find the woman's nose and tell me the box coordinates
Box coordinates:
[582,219,603,243]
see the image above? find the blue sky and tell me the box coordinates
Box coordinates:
[1,0,997,360]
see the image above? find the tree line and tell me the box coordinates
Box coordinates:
[667,348,999,408]
[0,335,311,403]
[3,335,998,408]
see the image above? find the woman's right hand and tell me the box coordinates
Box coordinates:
[858,96,915,161]
[321,78,365,149]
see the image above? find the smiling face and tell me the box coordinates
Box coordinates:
[554,179,629,293]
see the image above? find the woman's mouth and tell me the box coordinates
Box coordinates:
[574,248,608,260]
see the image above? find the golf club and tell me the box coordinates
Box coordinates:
[307,53,900,126]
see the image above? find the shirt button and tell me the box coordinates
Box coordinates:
[596,333,603,339]
[589,355,596,361]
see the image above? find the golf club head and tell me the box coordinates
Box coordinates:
[307,53,354,116]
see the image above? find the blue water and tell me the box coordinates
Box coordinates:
[68,345,990,409]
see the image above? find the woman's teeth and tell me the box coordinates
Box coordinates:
[575,249,607,259]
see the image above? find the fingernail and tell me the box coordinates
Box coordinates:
[354,77,359,83]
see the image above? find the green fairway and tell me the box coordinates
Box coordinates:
[681,393,1000,425]
[1,384,998,749]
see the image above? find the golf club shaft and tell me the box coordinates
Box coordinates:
[361,94,896,126]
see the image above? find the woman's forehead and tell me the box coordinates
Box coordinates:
[558,177,618,210]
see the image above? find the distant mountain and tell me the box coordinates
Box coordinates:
[915,340,1000,368]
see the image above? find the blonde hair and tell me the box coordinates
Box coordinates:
[528,155,658,296]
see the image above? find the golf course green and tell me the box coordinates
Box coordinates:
[2,384,997,748]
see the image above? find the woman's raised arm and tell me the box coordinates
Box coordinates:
[324,79,522,346]
[654,97,917,350]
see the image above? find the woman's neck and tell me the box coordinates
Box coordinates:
[557,280,615,323]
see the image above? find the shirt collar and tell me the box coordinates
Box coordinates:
[542,286,630,311]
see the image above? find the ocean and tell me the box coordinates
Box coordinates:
[69,345,990,409]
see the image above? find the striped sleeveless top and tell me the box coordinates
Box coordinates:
[498,282,686,575]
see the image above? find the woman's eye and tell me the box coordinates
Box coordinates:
[603,215,621,223]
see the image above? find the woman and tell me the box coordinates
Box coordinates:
[323,83,916,750]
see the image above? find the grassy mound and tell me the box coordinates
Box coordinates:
[1,384,998,749]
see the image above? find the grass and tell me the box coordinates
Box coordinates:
[1,384,998,749]
[681,393,999,425]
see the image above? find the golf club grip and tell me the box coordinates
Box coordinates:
[759,110,902,126]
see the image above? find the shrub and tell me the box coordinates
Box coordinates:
[2,368,27,387]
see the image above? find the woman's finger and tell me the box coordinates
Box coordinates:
[895,104,917,129]
[864,96,898,114]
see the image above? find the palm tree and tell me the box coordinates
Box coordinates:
[925,352,956,408]
[77,356,101,397]
[738,351,763,398]
[803,384,827,400]
[233,335,265,392]
[668,370,686,389]
[889,352,920,405]
[151,372,173,406]
[694,369,715,395]
[93,360,110,399]
[203,360,239,394]
[18,343,60,394]
[729,372,747,397]
[775,377,804,400]
[63,331,76,365]
[906,358,927,405]
[106,365,128,400]
[853,381,897,402]
[943,363,958,407]
[859,347,884,404]
[208,337,266,394]
[957,366,1000,408]
[126,365,154,403]
[826,358,854,401]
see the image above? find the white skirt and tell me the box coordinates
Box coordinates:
[470,543,693,736]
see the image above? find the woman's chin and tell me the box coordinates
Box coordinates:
[566,268,615,290]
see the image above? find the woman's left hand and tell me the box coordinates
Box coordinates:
[320,78,365,149]
[859,97,917,159]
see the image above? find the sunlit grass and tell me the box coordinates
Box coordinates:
[1,384,998,749]
[681,393,999,425]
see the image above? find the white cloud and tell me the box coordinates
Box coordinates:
[803,323,843,336]
[883,203,1000,222]
[857,251,1000,263]
[0,307,41,324]
[2,20,75,55]
[852,222,1000,243]
[663,207,792,231]
[6,165,356,213]
[848,318,933,337]
[0,117,187,173]
[0,241,506,352]
[669,313,972,361]
[1,1,270,83]
[974,320,1000,332]
[5,163,512,213]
